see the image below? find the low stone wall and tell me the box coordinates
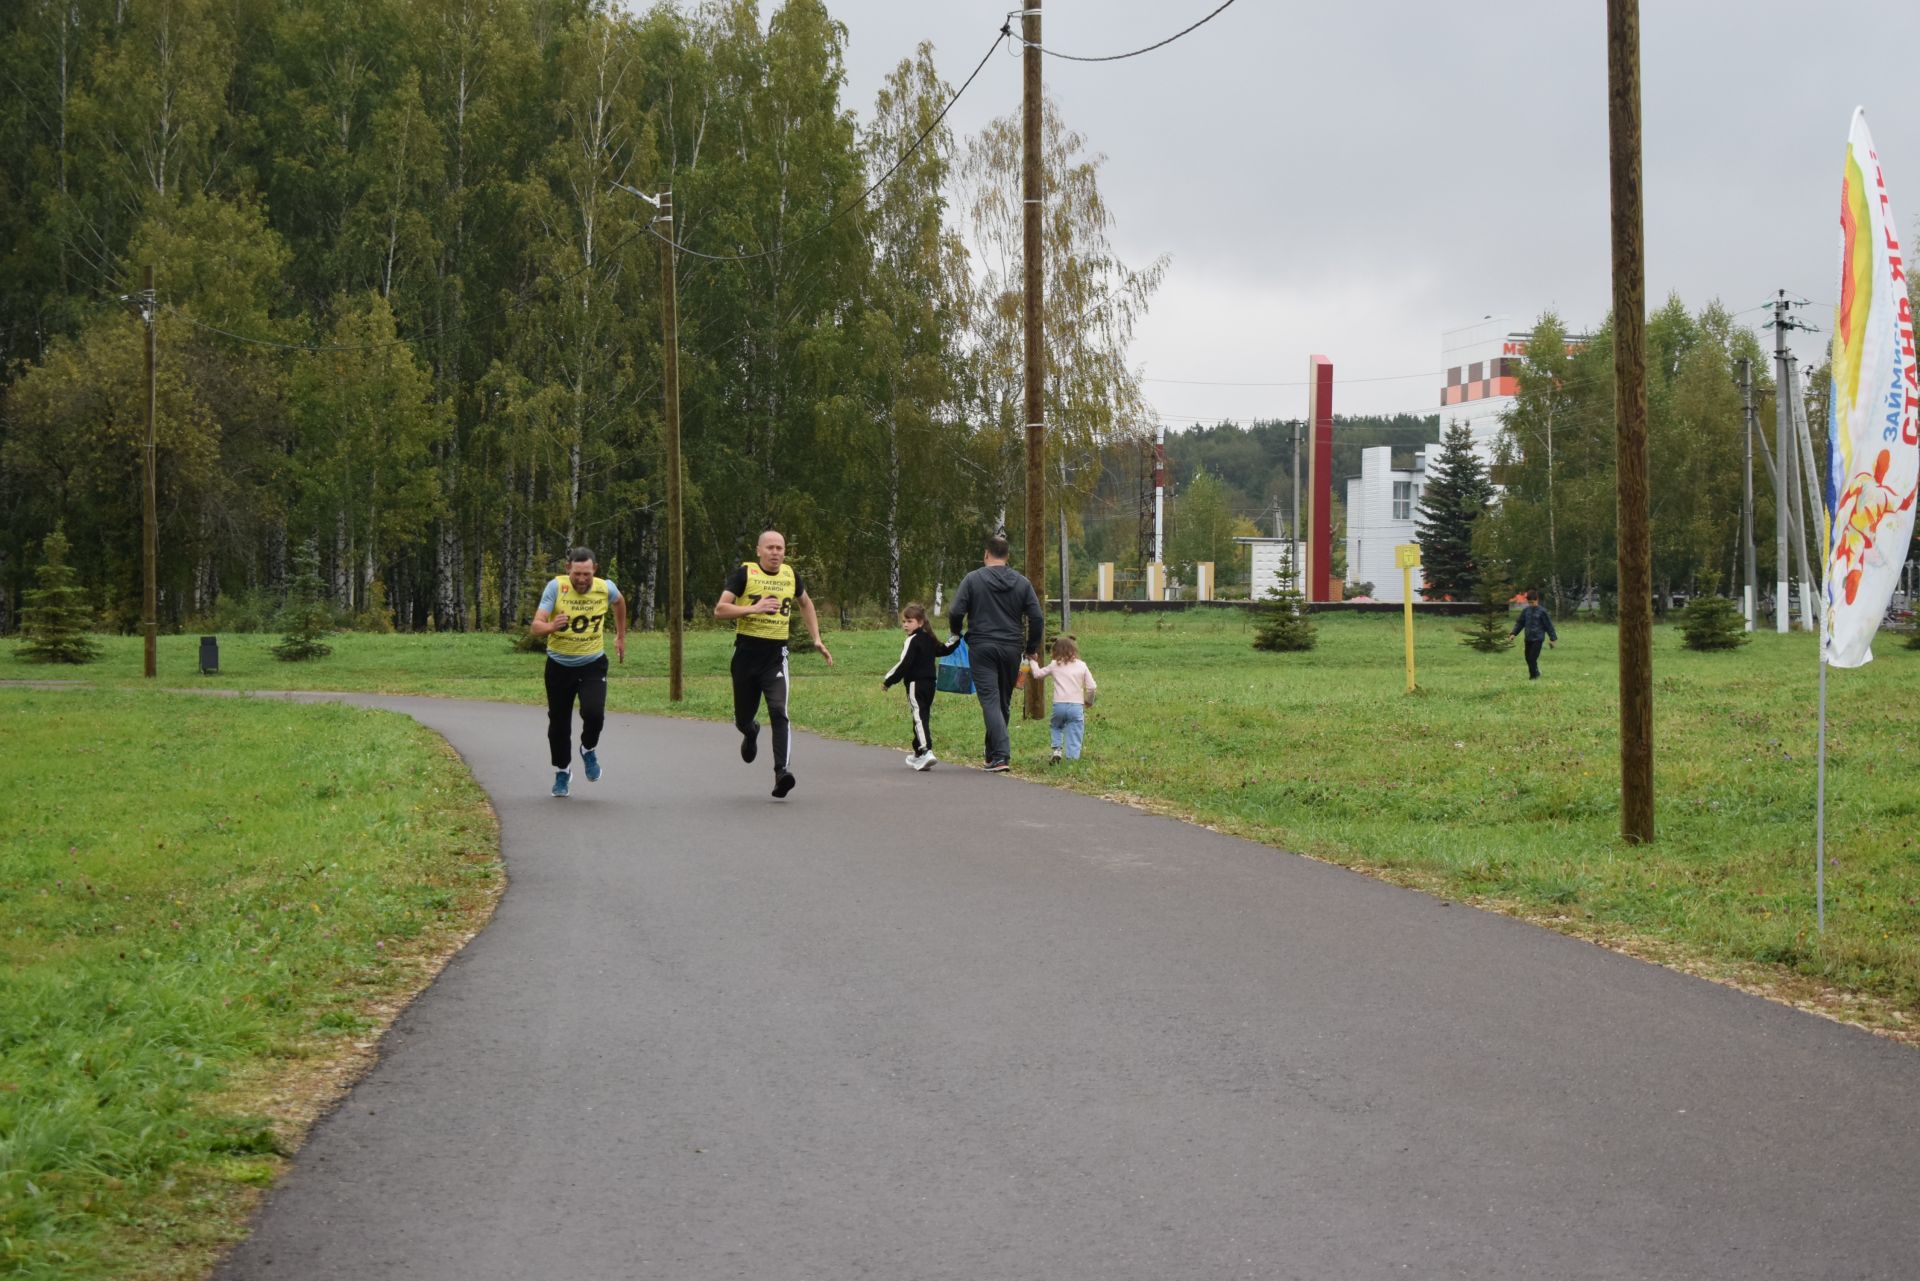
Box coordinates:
[1058,599,1483,617]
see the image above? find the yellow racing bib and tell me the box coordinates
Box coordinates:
[734,562,796,641]
[546,576,612,659]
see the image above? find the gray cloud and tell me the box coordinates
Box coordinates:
[760,2,1920,421]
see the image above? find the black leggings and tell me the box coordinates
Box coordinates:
[731,642,791,773]
[545,655,608,769]
[905,680,936,755]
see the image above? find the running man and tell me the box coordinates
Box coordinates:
[529,547,626,797]
[713,530,834,798]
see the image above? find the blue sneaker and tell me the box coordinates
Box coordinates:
[582,748,601,783]
[552,769,571,798]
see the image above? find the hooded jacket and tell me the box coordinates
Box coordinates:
[948,564,1045,654]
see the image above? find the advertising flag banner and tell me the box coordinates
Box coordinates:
[1826,109,1919,668]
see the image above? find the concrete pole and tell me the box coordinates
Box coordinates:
[1773,291,1792,633]
[1741,358,1757,629]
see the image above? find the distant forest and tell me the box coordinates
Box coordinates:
[1076,414,1438,580]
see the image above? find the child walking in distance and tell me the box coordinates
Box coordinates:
[882,603,960,771]
[529,547,626,797]
[1510,589,1558,680]
[1030,635,1097,764]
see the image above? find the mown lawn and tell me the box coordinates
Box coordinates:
[0,689,499,1280]
[6,608,1919,1036]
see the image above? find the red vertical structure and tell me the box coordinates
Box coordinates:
[1306,355,1334,600]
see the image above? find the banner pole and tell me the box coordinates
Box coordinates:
[1816,653,1828,933]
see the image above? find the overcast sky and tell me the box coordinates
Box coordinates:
[783,1,1919,424]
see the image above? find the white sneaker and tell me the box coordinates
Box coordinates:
[914,752,937,771]
[905,752,924,768]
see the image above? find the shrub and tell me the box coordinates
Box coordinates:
[1461,573,1517,653]
[17,527,100,664]
[1678,573,1750,652]
[272,540,334,661]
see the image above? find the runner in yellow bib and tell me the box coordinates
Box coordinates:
[529,547,626,797]
[713,529,833,798]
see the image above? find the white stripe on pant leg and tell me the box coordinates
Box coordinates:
[779,646,791,770]
[907,681,927,753]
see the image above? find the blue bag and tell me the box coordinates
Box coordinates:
[935,637,974,695]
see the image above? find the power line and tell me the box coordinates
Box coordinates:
[1018,0,1241,63]
[650,25,1009,264]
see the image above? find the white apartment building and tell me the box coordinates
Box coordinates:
[1345,446,1428,602]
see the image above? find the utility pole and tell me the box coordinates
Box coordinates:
[1290,420,1301,588]
[1785,353,1818,633]
[612,180,686,699]
[141,265,157,679]
[656,191,684,701]
[1772,291,1792,632]
[1058,454,1072,634]
[1740,358,1757,630]
[1607,0,1653,844]
[1022,0,1046,719]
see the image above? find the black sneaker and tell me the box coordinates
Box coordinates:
[771,771,796,798]
[741,722,759,763]
[983,760,1010,773]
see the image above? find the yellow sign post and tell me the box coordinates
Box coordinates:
[1395,544,1422,692]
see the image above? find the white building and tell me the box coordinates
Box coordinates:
[1438,316,1528,463]
[1345,446,1428,602]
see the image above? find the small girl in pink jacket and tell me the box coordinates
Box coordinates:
[1029,635,1097,764]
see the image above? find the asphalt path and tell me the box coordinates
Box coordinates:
[212,693,1920,1280]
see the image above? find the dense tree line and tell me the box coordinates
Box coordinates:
[0,0,1155,632]
[1483,301,1784,616]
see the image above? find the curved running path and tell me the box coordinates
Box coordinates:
[214,695,1920,1280]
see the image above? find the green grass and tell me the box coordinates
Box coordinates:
[6,609,1920,1031]
[0,689,499,1280]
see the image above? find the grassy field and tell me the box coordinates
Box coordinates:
[0,689,499,1280]
[5,608,1919,1042]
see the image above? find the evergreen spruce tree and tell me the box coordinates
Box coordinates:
[1415,422,1496,600]
[1252,542,1316,652]
[1678,573,1750,651]
[272,540,334,661]
[17,527,101,664]
[1461,570,1517,653]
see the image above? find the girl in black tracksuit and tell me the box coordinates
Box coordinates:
[882,602,961,769]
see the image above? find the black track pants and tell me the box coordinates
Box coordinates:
[731,642,791,773]
[545,655,608,769]
[905,680,936,756]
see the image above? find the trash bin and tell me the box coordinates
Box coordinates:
[199,635,219,675]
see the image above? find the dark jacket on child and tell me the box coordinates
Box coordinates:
[1511,604,1558,644]
[883,629,961,689]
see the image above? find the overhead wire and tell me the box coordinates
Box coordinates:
[1016,0,1242,63]
[647,24,1009,264]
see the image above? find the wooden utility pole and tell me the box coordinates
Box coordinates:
[1607,0,1653,843]
[1022,0,1046,719]
[141,264,158,679]
[657,192,684,701]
